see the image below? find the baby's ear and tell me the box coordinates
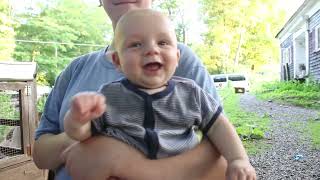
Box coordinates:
[176,49,181,66]
[112,52,122,71]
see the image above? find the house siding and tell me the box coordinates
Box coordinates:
[280,35,294,81]
[309,9,320,82]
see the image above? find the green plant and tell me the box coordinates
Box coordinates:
[0,93,19,142]
[0,93,19,119]
[37,95,48,113]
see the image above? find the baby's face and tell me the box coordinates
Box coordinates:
[113,10,180,89]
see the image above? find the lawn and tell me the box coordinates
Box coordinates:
[218,88,271,155]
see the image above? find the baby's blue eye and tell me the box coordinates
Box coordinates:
[129,42,142,48]
[158,41,168,46]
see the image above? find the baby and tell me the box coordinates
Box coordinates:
[64,9,256,180]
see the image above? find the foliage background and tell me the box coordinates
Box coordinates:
[1,0,294,85]
[0,0,16,61]
[9,0,112,86]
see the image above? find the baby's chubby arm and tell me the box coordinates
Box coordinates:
[207,114,256,180]
[64,92,106,141]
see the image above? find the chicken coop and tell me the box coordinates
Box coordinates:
[0,62,46,180]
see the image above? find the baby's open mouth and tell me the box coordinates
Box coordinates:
[143,62,163,71]
[113,0,136,5]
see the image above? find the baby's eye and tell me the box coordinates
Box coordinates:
[128,42,142,48]
[158,41,169,46]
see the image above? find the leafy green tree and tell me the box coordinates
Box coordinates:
[199,0,286,73]
[13,0,112,86]
[192,43,225,74]
[0,0,16,61]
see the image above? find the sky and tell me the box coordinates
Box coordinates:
[9,0,304,19]
[279,0,305,20]
[9,0,305,43]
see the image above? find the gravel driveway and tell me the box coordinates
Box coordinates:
[239,94,320,180]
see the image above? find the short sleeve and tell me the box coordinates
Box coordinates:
[194,86,223,134]
[34,54,92,140]
[34,64,74,140]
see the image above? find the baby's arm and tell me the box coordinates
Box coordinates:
[207,114,256,180]
[64,92,106,141]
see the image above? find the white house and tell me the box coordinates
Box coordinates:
[276,0,320,82]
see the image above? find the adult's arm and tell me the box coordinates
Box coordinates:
[33,59,78,169]
[63,136,227,180]
[33,133,74,170]
[127,138,227,180]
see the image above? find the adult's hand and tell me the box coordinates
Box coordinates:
[61,136,145,180]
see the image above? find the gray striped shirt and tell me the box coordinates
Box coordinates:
[92,76,222,159]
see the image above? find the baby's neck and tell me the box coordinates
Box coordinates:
[139,85,167,95]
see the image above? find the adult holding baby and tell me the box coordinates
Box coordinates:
[33,0,227,179]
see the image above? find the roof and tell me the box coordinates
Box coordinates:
[0,62,37,81]
[275,0,310,38]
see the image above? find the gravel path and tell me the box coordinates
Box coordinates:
[239,94,320,180]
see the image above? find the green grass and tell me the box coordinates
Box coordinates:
[307,119,320,150]
[255,80,320,109]
[219,88,271,155]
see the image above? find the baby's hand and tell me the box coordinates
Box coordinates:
[70,92,106,124]
[226,159,256,180]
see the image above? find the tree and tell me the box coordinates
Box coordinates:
[0,0,16,61]
[154,0,189,43]
[13,0,112,86]
[199,0,286,73]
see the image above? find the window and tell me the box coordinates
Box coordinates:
[316,25,320,51]
[213,76,227,82]
[228,75,246,81]
[282,47,292,64]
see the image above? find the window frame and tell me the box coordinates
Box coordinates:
[315,24,320,52]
